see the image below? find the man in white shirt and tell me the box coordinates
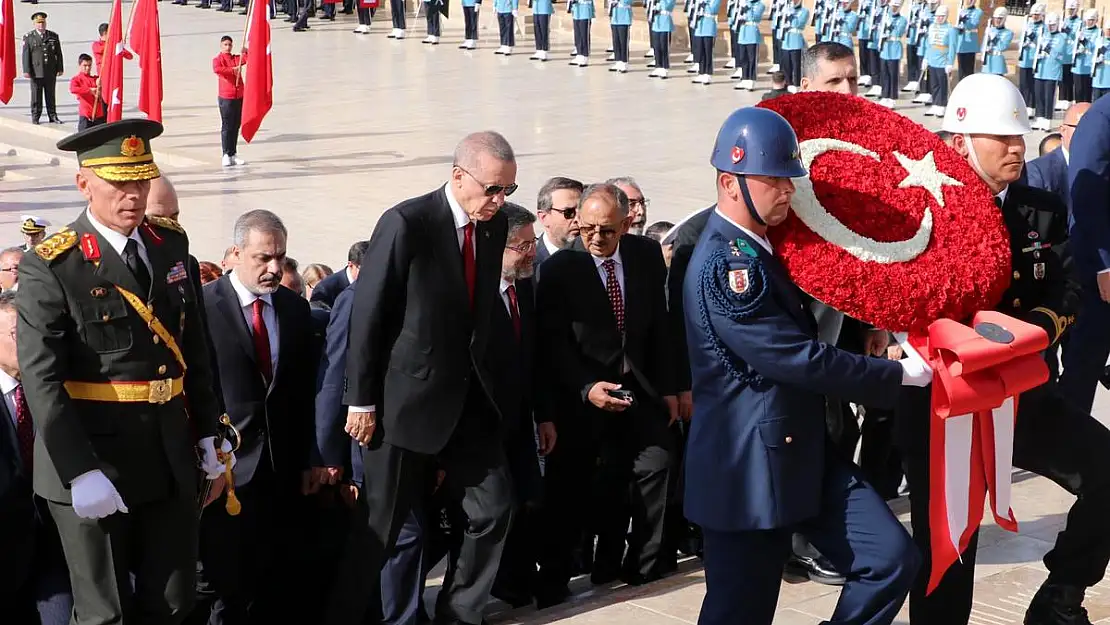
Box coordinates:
[534,176,585,268]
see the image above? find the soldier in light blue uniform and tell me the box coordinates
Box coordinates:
[530,0,554,60]
[780,0,809,88]
[608,0,633,72]
[857,0,876,87]
[829,0,859,49]
[1059,0,1081,110]
[923,4,957,116]
[1093,24,1110,100]
[953,0,982,79]
[422,0,445,44]
[647,0,676,77]
[910,0,938,100]
[1034,13,1069,130]
[864,0,889,97]
[878,0,907,108]
[460,0,481,50]
[980,7,1013,76]
[813,0,827,41]
[734,0,766,89]
[767,0,786,73]
[494,0,519,55]
[1071,9,1100,103]
[691,0,722,84]
[685,106,926,625]
[1017,4,1047,116]
[726,0,749,76]
[568,0,595,66]
[903,0,927,93]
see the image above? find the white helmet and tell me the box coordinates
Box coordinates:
[935,4,948,16]
[1065,0,1078,9]
[992,6,1007,19]
[891,0,902,7]
[1031,3,1046,15]
[1085,8,1098,20]
[942,74,1031,136]
[1046,12,1060,25]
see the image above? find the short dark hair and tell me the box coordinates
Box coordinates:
[1039,132,1063,156]
[771,71,786,84]
[500,203,537,238]
[644,221,674,242]
[802,42,856,80]
[347,240,370,266]
[78,53,93,64]
[536,176,585,213]
[220,35,233,43]
[579,183,630,217]
[99,23,109,36]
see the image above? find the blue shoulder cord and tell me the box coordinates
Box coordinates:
[696,245,768,389]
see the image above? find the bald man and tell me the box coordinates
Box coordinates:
[1025,102,1090,200]
[146,175,180,221]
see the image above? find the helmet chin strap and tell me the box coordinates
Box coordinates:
[962,133,989,183]
[737,174,766,226]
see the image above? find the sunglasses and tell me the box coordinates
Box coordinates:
[459,167,518,197]
[548,206,577,220]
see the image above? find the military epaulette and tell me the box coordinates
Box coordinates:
[144,215,186,235]
[696,243,769,389]
[33,228,78,262]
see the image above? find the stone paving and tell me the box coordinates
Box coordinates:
[1,2,1104,623]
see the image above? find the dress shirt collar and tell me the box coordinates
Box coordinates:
[229,270,274,309]
[714,208,774,255]
[345,266,355,285]
[444,183,473,231]
[86,208,145,257]
[500,277,514,295]
[540,231,562,256]
[1061,147,1070,166]
[995,186,1009,207]
[0,370,18,396]
[591,245,623,270]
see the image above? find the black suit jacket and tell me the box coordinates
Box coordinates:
[535,235,675,425]
[308,269,350,309]
[344,187,508,454]
[665,206,714,394]
[203,277,316,485]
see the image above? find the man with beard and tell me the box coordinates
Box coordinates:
[608,177,649,236]
[534,177,584,268]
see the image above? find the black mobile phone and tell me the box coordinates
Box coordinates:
[606,389,635,403]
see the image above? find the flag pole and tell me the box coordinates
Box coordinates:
[234,0,253,89]
[92,0,122,120]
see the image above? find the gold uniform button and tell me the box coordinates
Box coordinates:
[784,436,794,444]
[157,365,167,375]
[101,314,110,322]
[1013,298,1021,308]
[1013,271,1021,280]
[152,335,160,345]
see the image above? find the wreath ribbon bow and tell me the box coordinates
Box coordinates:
[906,311,1049,594]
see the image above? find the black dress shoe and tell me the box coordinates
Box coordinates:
[490,586,533,608]
[620,570,662,586]
[534,585,570,610]
[1025,584,1093,625]
[31,118,40,125]
[49,117,62,124]
[293,25,307,31]
[783,554,846,586]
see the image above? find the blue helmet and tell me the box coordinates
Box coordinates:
[710,107,807,179]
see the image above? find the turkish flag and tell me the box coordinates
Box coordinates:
[99,0,127,122]
[240,0,272,143]
[129,0,163,122]
[0,0,14,104]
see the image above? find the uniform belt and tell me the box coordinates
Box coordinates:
[64,378,184,404]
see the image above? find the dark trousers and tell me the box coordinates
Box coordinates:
[696,35,715,75]
[906,46,921,84]
[1035,77,1058,119]
[698,454,918,625]
[611,24,629,62]
[771,34,781,64]
[357,6,374,24]
[1096,87,1110,101]
[50,493,197,625]
[693,26,702,63]
[322,2,336,18]
[390,0,406,29]
[426,5,441,36]
[78,113,106,132]
[956,51,975,79]
[573,19,591,56]
[729,28,740,63]
[895,383,1110,624]
[0,493,72,625]
[217,97,243,157]
[738,42,757,79]
[1074,72,1093,103]
[781,48,801,86]
[325,399,514,625]
[880,58,899,99]
[656,422,690,574]
[927,66,948,106]
[380,511,428,625]
[1061,63,1074,100]
[1059,280,1110,414]
[867,47,881,80]
[292,0,309,28]
[29,75,57,121]
[533,14,550,50]
[219,0,231,11]
[463,5,479,39]
[859,39,871,75]
[498,12,514,46]
[1019,66,1035,106]
[651,31,670,69]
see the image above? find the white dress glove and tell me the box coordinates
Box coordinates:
[71,470,129,519]
[198,436,236,479]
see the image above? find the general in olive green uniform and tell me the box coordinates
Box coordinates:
[16,119,225,625]
[21,12,64,124]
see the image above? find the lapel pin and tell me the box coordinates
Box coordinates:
[90,286,108,298]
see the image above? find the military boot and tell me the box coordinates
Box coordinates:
[1024,583,1093,625]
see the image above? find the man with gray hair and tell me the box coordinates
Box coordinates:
[0,247,23,292]
[606,176,650,236]
[329,131,516,625]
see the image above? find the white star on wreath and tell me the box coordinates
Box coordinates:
[893,151,963,207]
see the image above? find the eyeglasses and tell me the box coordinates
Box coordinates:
[458,167,518,197]
[578,223,623,239]
[0,266,18,273]
[628,198,650,210]
[548,206,577,220]
[505,240,537,254]
[1062,123,1078,129]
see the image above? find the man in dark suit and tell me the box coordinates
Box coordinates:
[309,240,369,309]
[534,183,677,608]
[327,131,517,625]
[192,210,317,625]
[533,176,584,269]
[1025,103,1089,201]
[0,291,72,625]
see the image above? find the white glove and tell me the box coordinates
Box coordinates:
[899,352,934,387]
[198,436,236,479]
[71,470,129,519]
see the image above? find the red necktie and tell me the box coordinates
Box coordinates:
[506,284,521,341]
[251,299,273,384]
[14,384,33,473]
[603,259,625,334]
[462,222,476,308]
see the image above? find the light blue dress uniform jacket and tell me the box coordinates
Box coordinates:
[857,0,874,40]
[982,27,1014,75]
[1063,16,1082,60]
[866,4,888,50]
[879,15,908,60]
[1018,20,1045,68]
[924,23,957,68]
[494,0,518,13]
[694,0,723,37]
[570,0,595,20]
[954,6,982,54]
[532,0,553,15]
[912,6,934,56]
[1094,38,1110,88]
[651,0,677,32]
[782,6,809,50]
[1034,31,1069,81]
[1073,26,1100,75]
[739,2,766,43]
[463,0,478,8]
[610,0,633,25]
[831,9,860,47]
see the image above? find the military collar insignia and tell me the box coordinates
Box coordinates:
[730,237,759,258]
[145,215,186,235]
[141,222,164,246]
[80,232,101,263]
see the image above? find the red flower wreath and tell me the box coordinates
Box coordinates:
[757,93,1012,333]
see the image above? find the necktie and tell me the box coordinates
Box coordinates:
[14,385,33,473]
[506,284,521,341]
[122,238,152,295]
[462,222,476,308]
[603,259,625,334]
[251,299,273,384]
[994,196,1003,209]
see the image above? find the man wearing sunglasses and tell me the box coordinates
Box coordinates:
[534,176,585,268]
[330,131,518,625]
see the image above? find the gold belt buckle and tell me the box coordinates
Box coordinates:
[148,378,172,404]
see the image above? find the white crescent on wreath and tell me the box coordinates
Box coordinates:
[791,138,963,264]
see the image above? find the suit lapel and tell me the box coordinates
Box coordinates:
[270,292,294,390]
[472,218,501,336]
[618,237,643,334]
[570,240,622,332]
[213,276,258,366]
[431,188,471,319]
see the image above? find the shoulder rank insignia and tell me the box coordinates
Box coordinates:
[33,228,78,262]
[145,215,186,235]
[729,237,759,258]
